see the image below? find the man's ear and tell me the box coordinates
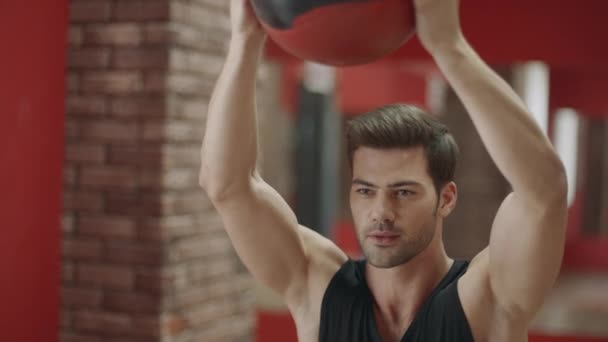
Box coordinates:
[438,181,457,218]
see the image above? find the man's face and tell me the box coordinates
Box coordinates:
[349,146,442,268]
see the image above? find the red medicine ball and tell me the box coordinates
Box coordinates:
[250,0,416,66]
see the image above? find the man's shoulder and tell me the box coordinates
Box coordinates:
[287,226,348,313]
[286,227,348,341]
[457,248,529,341]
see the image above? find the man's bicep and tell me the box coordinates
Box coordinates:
[213,179,310,298]
[488,192,567,318]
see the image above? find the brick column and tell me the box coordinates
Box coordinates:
[61,1,288,341]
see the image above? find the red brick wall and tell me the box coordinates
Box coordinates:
[61,1,282,340]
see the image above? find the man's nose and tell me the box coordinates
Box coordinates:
[370,195,396,225]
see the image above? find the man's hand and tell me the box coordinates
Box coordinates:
[230,0,266,39]
[413,0,465,55]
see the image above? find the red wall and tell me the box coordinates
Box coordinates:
[0,1,69,341]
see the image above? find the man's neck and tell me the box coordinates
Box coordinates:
[365,244,453,328]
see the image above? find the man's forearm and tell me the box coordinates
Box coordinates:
[433,40,566,199]
[199,33,266,197]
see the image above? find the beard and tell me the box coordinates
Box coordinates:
[357,216,437,268]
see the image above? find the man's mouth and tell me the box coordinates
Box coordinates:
[367,231,400,246]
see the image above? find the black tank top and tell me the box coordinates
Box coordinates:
[318,259,474,342]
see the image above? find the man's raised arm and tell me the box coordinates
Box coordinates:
[414,0,568,321]
[198,0,314,300]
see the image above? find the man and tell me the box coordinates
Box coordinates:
[199,0,568,341]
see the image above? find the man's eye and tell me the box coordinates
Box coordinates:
[396,190,414,197]
[356,188,372,195]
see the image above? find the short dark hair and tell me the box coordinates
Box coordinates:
[345,104,459,193]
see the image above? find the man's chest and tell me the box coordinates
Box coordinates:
[373,308,417,342]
